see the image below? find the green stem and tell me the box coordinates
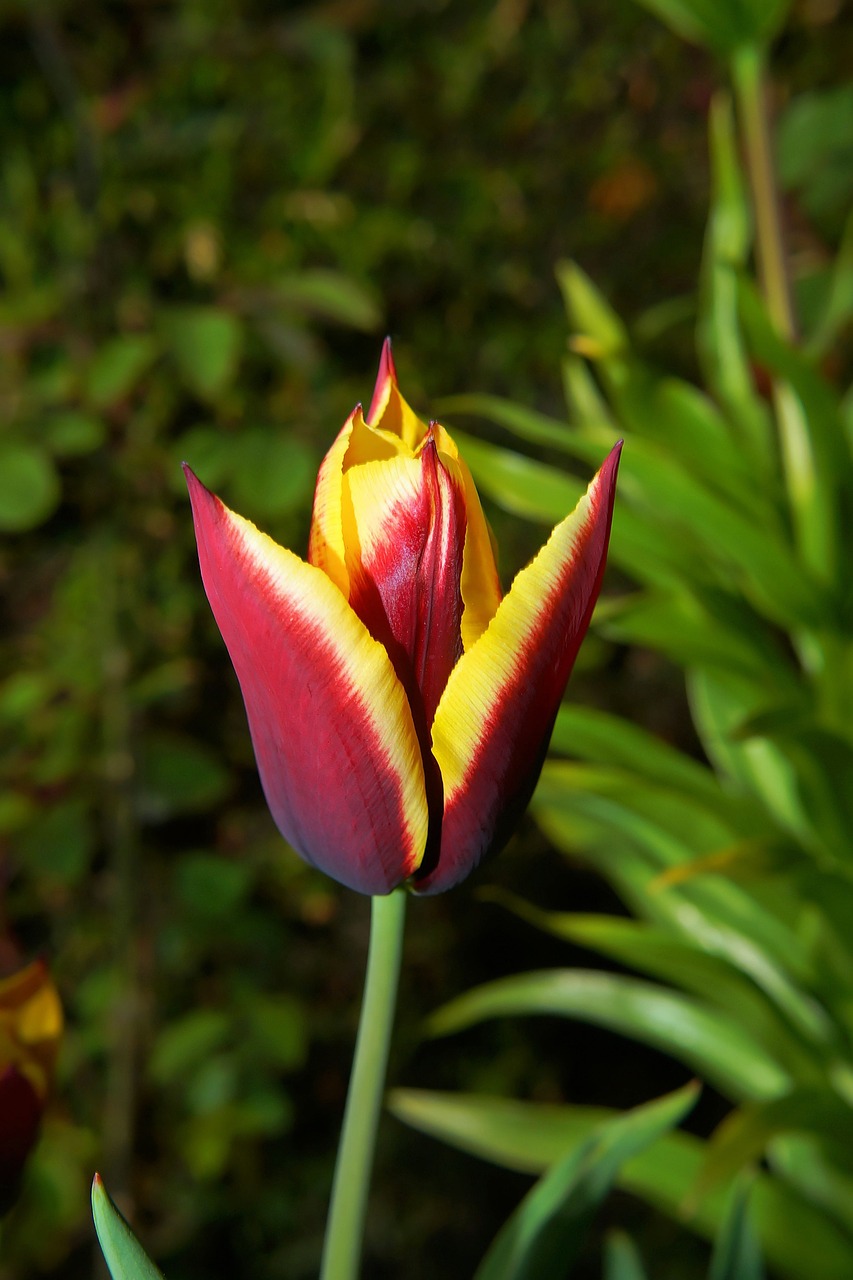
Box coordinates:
[731,44,796,342]
[319,889,407,1280]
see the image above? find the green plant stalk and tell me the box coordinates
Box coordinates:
[731,44,795,343]
[319,888,407,1280]
[732,43,840,676]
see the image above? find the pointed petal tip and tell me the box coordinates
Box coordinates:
[380,335,397,377]
[605,437,623,471]
[594,439,623,504]
[368,340,399,423]
[183,464,212,514]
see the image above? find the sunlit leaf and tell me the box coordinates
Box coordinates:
[604,1230,648,1280]
[700,1089,853,1198]
[428,970,791,1100]
[557,260,628,357]
[481,897,825,1074]
[473,1084,698,1280]
[698,95,772,464]
[709,1174,765,1280]
[389,1091,853,1280]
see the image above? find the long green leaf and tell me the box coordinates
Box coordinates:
[687,669,813,842]
[557,260,628,357]
[698,95,772,464]
[765,1133,853,1234]
[428,970,790,1100]
[92,1175,165,1280]
[550,705,742,811]
[700,1089,853,1197]
[473,1084,698,1280]
[437,394,578,452]
[452,429,717,592]
[481,898,826,1074]
[603,1231,648,1280]
[388,1091,853,1280]
[598,591,792,684]
[532,777,824,1022]
[738,278,846,580]
[709,1175,765,1280]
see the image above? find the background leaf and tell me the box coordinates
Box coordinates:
[91,1176,165,1280]
[474,1085,698,1280]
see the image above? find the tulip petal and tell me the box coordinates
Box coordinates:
[185,467,429,895]
[343,436,466,735]
[367,337,426,449]
[308,341,501,651]
[420,442,622,894]
[432,424,502,649]
[309,405,411,597]
[307,404,362,599]
[309,341,425,593]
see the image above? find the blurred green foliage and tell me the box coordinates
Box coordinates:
[388,2,853,1277]
[2,0,852,1278]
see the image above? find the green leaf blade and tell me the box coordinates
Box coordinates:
[92,1175,165,1280]
[473,1085,698,1280]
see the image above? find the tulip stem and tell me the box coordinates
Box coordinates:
[319,888,407,1280]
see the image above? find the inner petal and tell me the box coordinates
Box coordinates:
[343,434,467,738]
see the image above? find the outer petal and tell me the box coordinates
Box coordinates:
[185,467,429,895]
[418,442,622,894]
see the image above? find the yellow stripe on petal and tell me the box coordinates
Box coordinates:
[187,468,429,894]
[432,424,502,649]
[344,440,466,735]
[421,443,621,893]
[308,406,360,597]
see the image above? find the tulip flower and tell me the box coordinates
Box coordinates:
[0,958,63,1210]
[185,341,620,896]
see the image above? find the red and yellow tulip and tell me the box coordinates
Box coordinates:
[0,958,62,1208]
[185,342,620,895]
